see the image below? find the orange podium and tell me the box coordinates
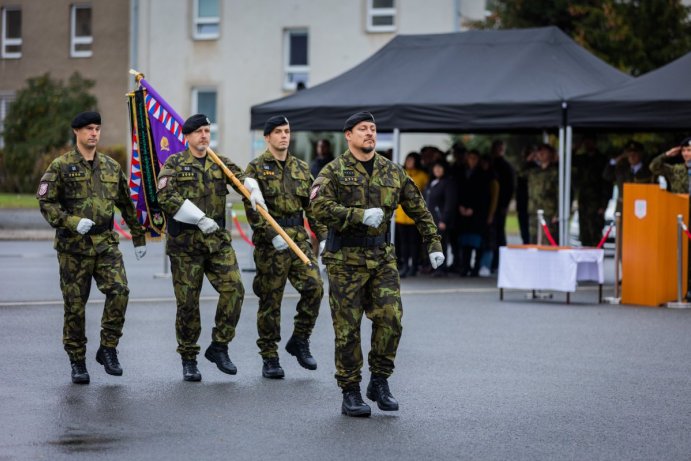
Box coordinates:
[622,184,689,306]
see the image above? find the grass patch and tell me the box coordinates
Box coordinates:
[0,193,39,209]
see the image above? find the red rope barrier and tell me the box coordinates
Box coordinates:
[114,219,132,240]
[596,222,615,249]
[233,213,254,247]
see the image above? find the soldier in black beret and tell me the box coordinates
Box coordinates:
[181,113,211,135]
[263,115,289,136]
[343,111,375,132]
[71,111,101,129]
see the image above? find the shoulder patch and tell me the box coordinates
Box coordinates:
[37,182,49,197]
[157,176,169,190]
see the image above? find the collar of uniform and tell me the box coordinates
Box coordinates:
[70,149,101,170]
[261,150,292,167]
[343,149,381,177]
[181,149,207,170]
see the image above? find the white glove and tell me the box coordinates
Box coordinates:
[429,252,445,269]
[198,217,220,234]
[362,208,384,228]
[134,245,147,260]
[244,177,266,210]
[76,218,95,235]
[319,240,326,255]
[173,199,205,224]
[272,235,289,251]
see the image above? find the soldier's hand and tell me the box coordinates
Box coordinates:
[666,146,681,157]
[429,252,445,269]
[198,217,220,234]
[244,177,266,210]
[362,208,384,228]
[76,218,96,235]
[134,245,147,260]
[272,235,289,251]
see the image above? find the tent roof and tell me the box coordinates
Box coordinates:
[569,52,691,129]
[251,26,631,133]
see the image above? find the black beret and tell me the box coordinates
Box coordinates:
[623,140,644,153]
[680,137,691,147]
[263,115,289,135]
[71,111,101,129]
[343,111,375,132]
[182,113,211,135]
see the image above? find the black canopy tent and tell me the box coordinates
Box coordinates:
[569,51,691,130]
[251,26,632,244]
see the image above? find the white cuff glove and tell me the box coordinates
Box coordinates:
[362,208,384,228]
[76,218,95,235]
[319,240,326,255]
[134,245,147,260]
[429,251,445,269]
[198,217,220,234]
[272,235,289,251]
[173,199,205,224]
[244,177,266,210]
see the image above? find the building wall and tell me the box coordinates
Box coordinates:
[0,0,130,147]
[135,0,486,166]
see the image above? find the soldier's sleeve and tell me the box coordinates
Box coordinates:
[602,160,616,183]
[304,174,328,241]
[222,156,256,212]
[36,159,81,232]
[115,167,146,247]
[649,153,672,177]
[242,162,275,239]
[309,168,366,231]
[398,170,442,254]
[156,157,185,216]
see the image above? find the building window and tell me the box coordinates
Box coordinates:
[70,4,93,58]
[1,7,22,59]
[283,29,308,91]
[191,88,218,148]
[366,0,396,33]
[193,0,220,40]
[0,92,15,149]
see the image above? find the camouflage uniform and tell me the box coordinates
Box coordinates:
[522,163,559,244]
[37,150,146,362]
[602,158,652,213]
[573,153,612,247]
[310,150,441,390]
[245,150,326,359]
[650,153,688,194]
[157,150,246,360]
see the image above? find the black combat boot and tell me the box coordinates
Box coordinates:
[70,361,90,384]
[262,357,285,379]
[204,342,237,375]
[341,387,371,417]
[285,335,317,370]
[96,346,123,376]
[182,359,202,382]
[366,375,399,411]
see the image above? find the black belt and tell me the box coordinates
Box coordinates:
[275,213,303,227]
[340,234,388,248]
[86,222,114,235]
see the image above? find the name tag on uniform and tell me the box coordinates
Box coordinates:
[344,170,355,176]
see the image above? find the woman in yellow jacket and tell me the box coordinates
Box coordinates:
[395,152,429,277]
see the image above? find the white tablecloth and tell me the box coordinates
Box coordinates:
[497,246,604,293]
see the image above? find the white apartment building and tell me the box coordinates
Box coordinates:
[133,0,488,166]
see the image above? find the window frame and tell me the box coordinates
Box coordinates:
[192,0,220,41]
[1,6,22,59]
[0,92,15,149]
[283,28,309,91]
[70,4,93,58]
[191,87,219,149]
[366,0,397,33]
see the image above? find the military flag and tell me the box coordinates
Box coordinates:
[127,74,187,236]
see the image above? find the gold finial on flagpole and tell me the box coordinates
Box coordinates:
[129,69,145,86]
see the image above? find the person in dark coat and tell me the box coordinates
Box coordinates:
[457,150,491,276]
[424,161,456,276]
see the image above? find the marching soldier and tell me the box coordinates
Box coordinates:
[37,111,147,384]
[310,111,444,417]
[244,115,326,379]
[156,114,265,382]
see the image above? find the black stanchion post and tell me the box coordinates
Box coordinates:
[604,212,621,304]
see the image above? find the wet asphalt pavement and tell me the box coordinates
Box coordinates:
[0,230,690,460]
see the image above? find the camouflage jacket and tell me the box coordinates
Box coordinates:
[523,163,559,220]
[310,150,441,267]
[157,149,247,254]
[572,152,611,209]
[245,150,327,246]
[37,150,146,255]
[649,153,689,194]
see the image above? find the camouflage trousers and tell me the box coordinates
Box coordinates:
[169,244,244,360]
[253,239,323,358]
[57,246,129,362]
[578,204,605,247]
[326,259,402,390]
